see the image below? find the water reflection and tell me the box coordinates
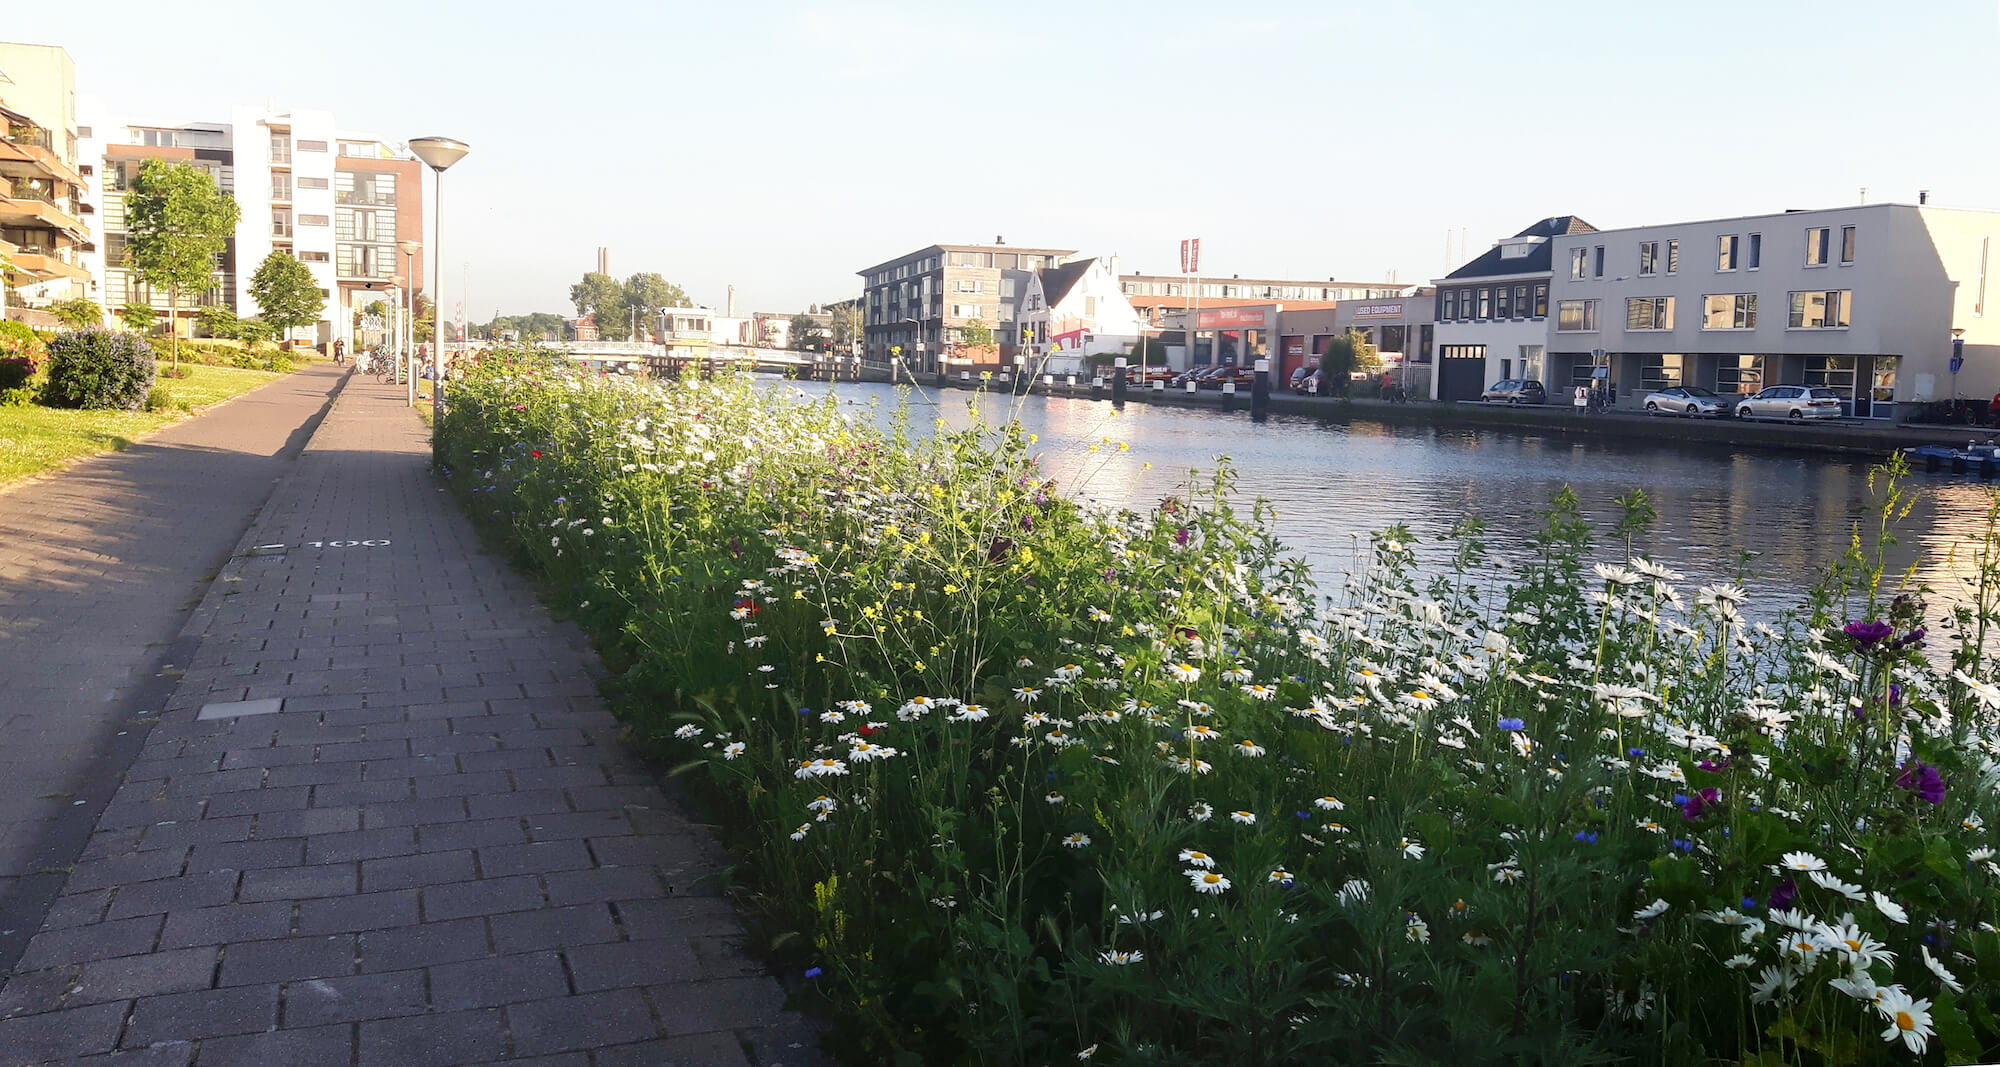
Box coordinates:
[774,379,1997,611]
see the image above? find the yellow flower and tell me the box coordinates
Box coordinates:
[1118,442,1129,452]
[943,584,960,595]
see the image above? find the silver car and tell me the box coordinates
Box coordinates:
[1640,386,1733,418]
[1735,385,1845,422]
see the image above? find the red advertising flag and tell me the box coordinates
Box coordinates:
[1179,239,1189,274]
[1189,238,1200,274]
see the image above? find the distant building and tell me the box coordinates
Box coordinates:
[0,41,92,323]
[1019,258,1146,375]
[1429,215,1596,402]
[80,105,422,345]
[857,240,1075,371]
[1120,272,1405,327]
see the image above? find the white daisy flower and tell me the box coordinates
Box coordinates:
[1186,869,1231,894]
[1062,833,1091,849]
[1178,849,1216,869]
[1233,740,1266,758]
[1229,810,1257,825]
[721,741,745,760]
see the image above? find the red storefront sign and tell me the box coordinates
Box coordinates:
[1195,306,1270,328]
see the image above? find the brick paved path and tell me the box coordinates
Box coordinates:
[0,363,345,958]
[0,375,824,1065]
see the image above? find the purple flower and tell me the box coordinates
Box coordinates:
[1497,717,1526,732]
[1769,879,1798,911]
[1681,787,1721,821]
[1174,527,1191,547]
[1896,760,1946,805]
[1696,758,1731,772]
[1843,620,1894,648]
[1892,628,1928,651]
[804,966,823,979]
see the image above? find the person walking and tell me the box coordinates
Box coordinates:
[1987,389,2000,426]
[333,339,345,365]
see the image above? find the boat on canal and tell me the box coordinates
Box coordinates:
[1903,440,2000,476]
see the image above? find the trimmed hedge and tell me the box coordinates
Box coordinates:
[41,328,157,410]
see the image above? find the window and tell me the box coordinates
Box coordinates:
[1718,235,1738,271]
[1440,344,1487,361]
[1512,284,1527,319]
[1477,288,1492,319]
[1841,225,1856,264]
[1084,296,1097,316]
[1495,286,1511,319]
[1594,246,1605,277]
[1519,345,1544,383]
[300,251,329,262]
[954,279,980,293]
[1805,227,1831,266]
[1716,355,1765,396]
[1639,241,1658,275]
[1747,232,1761,269]
[1640,354,1686,391]
[1702,294,1758,330]
[1533,283,1548,318]
[1442,290,1458,320]
[298,177,328,190]
[1789,290,1852,328]
[1570,247,1588,279]
[297,139,328,153]
[1556,299,1599,332]
[79,163,93,177]
[298,213,328,226]
[1625,297,1675,330]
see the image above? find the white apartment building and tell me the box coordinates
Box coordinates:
[0,41,92,321]
[1546,203,2000,420]
[1429,216,1596,402]
[79,106,422,346]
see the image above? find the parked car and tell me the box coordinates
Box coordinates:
[1208,365,1257,389]
[1641,385,1734,418]
[1735,385,1844,421]
[1174,365,1235,388]
[1127,365,1178,385]
[1169,365,1219,388]
[1481,379,1547,405]
[1295,369,1323,395]
[1288,364,1316,392]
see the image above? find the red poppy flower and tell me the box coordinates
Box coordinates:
[530,450,544,458]
[857,724,877,737]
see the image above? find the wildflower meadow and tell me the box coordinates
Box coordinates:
[439,345,2000,1065]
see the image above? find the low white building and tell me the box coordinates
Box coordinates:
[1019,257,1146,375]
[1547,202,2000,420]
[1429,216,1595,402]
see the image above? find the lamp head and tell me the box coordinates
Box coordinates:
[397,239,422,256]
[408,136,470,171]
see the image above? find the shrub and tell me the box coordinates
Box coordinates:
[263,355,294,374]
[41,328,157,410]
[143,385,176,411]
[0,355,36,391]
[0,385,35,407]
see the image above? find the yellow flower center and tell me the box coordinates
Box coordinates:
[1845,939,1861,952]
[1202,873,1220,884]
[1413,690,1430,699]
[1897,1011,1916,1032]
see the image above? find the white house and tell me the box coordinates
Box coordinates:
[1018,257,1146,376]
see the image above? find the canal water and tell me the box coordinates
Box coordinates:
[776,379,1999,618]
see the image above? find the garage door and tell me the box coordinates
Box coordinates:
[1438,348,1487,402]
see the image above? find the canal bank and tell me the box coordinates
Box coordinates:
[888,370,1991,459]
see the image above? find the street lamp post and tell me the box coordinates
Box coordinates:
[900,316,921,381]
[397,239,422,404]
[407,136,469,413]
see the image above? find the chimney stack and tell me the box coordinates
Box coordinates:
[995,235,1005,245]
[727,285,736,317]
[596,247,608,275]
[1920,190,1931,205]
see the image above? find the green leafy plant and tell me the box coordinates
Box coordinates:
[41,327,156,410]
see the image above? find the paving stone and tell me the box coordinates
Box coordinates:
[415,816,529,852]
[566,937,703,992]
[188,837,306,871]
[356,917,489,972]
[124,985,278,1044]
[543,866,665,907]
[650,976,790,1037]
[217,933,355,985]
[475,840,593,878]
[239,863,357,902]
[420,875,545,922]
[506,988,658,1055]
[426,951,570,1011]
[16,914,164,970]
[593,1032,755,1067]
[304,825,417,864]
[158,901,296,949]
[69,946,217,1003]
[188,1023,354,1067]
[488,904,621,955]
[358,1006,508,1067]
[0,1000,128,1061]
[282,967,428,1026]
[106,870,242,919]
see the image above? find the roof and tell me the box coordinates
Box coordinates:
[1038,258,1095,308]
[1444,216,1597,279]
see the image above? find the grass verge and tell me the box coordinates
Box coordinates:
[0,364,294,487]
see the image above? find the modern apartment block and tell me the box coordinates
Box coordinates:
[81,106,422,344]
[1546,203,2000,419]
[1119,272,1406,328]
[857,240,1074,370]
[0,41,92,321]
[1429,216,1598,402]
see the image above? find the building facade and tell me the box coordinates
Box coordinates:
[81,106,421,344]
[857,241,1073,370]
[1018,257,1146,374]
[0,41,92,321]
[1331,291,1437,396]
[1430,216,1597,402]
[1546,203,2000,419]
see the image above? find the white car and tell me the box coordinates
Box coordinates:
[1640,386,1734,418]
[1735,385,1844,422]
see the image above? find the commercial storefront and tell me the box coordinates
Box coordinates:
[1333,295,1436,398]
[1548,350,1901,418]
[1189,305,1276,366]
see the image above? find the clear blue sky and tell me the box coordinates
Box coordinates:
[12,0,1998,318]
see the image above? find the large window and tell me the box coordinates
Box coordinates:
[1442,289,1458,320]
[1557,299,1599,332]
[1625,296,1675,330]
[1533,283,1548,318]
[1570,247,1587,280]
[1667,239,1680,273]
[1789,290,1852,328]
[1639,242,1658,275]
[1512,284,1528,319]
[1718,235,1739,271]
[1495,286,1511,319]
[1716,354,1765,396]
[1640,354,1685,391]
[1702,294,1758,330]
[1804,355,1858,411]
[1594,246,1605,277]
[1477,288,1492,319]
[1806,227,1830,266]
[1841,225,1856,264]
[1747,232,1761,269]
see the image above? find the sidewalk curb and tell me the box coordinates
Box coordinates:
[0,368,353,978]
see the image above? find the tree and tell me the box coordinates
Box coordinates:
[195,305,240,339]
[125,159,240,372]
[1317,332,1367,398]
[232,317,273,345]
[118,302,158,333]
[569,272,627,340]
[827,300,863,351]
[411,292,434,345]
[47,297,103,329]
[623,272,687,342]
[248,251,325,346]
[789,313,829,352]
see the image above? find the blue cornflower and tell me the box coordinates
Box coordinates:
[797,707,812,716]
[1498,717,1526,732]
[804,967,823,978]
[1574,830,1598,844]
[1627,747,1646,757]
[1671,839,1694,853]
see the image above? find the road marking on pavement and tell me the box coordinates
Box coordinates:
[196,698,284,720]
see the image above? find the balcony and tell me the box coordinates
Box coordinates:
[271,184,292,204]
[335,189,395,207]
[1,235,89,282]
[0,181,89,242]
[272,222,293,238]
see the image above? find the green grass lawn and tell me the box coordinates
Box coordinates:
[0,364,292,487]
